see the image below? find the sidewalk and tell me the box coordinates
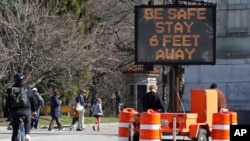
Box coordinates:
[0,122,119,131]
[1,123,119,141]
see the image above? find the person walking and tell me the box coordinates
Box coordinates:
[91,98,103,131]
[141,84,165,113]
[115,91,123,117]
[75,89,87,131]
[69,103,79,131]
[31,88,44,129]
[48,91,64,131]
[210,83,227,111]
[7,72,36,141]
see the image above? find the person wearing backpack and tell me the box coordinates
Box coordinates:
[30,87,44,129]
[7,72,36,141]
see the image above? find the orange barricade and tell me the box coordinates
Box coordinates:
[229,111,237,125]
[118,108,137,141]
[212,111,230,141]
[139,109,161,141]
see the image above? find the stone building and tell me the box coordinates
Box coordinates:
[122,65,161,113]
[182,0,250,124]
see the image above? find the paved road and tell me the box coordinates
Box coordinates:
[0,123,211,141]
[0,123,118,141]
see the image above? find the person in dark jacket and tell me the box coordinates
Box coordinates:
[7,72,36,141]
[141,84,165,113]
[31,87,44,129]
[48,91,64,131]
[115,91,123,117]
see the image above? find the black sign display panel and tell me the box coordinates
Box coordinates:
[135,5,216,65]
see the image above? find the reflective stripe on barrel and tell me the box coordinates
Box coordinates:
[139,109,161,141]
[212,112,230,141]
[118,108,137,141]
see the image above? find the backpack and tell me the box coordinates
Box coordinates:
[9,86,28,108]
[38,95,44,106]
[35,94,44,107]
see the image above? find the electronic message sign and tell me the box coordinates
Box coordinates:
[135,5,216,65]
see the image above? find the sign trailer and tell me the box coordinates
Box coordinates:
[135,5,216,65]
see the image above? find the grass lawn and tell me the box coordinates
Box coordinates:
[0,116,118,127]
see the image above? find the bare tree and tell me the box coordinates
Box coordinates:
[0,0,94,116]
[0,0,155,116]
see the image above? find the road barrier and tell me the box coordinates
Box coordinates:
[118,108,137,141]
[229,111,237,125]
[139,109,161,141]
[117,107,237,141]
[212,110,231,141]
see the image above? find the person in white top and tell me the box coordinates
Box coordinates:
[91,98,103,131]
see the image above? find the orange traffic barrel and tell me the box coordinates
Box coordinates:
[229,111,237,125]
[139,109,161,141]
[118,108,137,141]
[212,111,230,141]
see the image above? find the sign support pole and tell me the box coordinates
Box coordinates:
[162,65,167,113]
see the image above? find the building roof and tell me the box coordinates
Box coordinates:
[122,64,161,74]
